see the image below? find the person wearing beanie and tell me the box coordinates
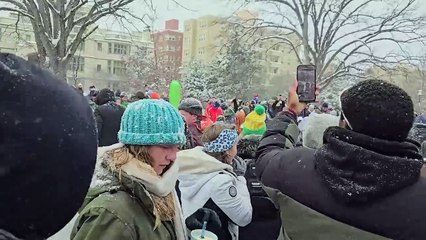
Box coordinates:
[150,91,161,99]
[71,99,220,240]
[128,91,148,103]
[242,105,266,137]
[206,100,224,122]
[94,88,125,147]
[179,97,214,148]
[0,53,97,239]
[178,123,252,240]
[256,80,426,239]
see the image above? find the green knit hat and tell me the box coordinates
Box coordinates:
[242,105,266,136]
[118,99,186,145]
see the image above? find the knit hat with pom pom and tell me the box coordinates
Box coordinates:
[242,105,266,136]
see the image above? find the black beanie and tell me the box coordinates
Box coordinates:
[0,53,97,239]
[341,79,414,141]
[95,88,115,105]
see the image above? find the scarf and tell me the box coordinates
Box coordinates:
[314,127,423,205]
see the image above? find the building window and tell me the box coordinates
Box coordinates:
[68,57,85,72]
[184,50,189,56]
[184,25,191,31]
[96,64,102,72]
[198,34,206,41]
[97,43,102,51]
[198,48,205,55]
[167,35,176,41]
[167,45,175,52]
[113,43,129,55]
[108,43,129,55]
[200,21,207,28]
[107,60,126,76]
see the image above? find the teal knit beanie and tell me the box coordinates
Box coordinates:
[118,99,186,145]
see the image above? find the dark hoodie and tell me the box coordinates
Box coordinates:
[94,88,125,146]
[256,111,426,239]
[237,134,281,240]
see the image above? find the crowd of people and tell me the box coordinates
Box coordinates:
[1,52,426,240]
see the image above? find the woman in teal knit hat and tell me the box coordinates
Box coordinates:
[71,99,220,240]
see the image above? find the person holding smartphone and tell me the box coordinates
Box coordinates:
[255,79,425,239]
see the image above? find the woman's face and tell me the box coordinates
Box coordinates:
[226,144,238,164]
[147,145,180,175]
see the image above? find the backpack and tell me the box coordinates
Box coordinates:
[244,159,267,197]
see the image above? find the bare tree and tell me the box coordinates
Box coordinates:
[125,47,181,93]
[238,0,426,88]
[0,0,156,81]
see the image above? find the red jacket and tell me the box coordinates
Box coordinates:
[206,105,223,122]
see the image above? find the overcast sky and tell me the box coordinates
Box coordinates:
[152,0,248,29]
[100,0,250,31]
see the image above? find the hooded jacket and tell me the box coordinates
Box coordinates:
[94,89,125,147]
[177,147,252,240]
[71,144,187,240]
[302,113,339,149]
[256,111,426,240]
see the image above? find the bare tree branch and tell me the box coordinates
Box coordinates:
[0,0,156,81]
[240,0,426,88]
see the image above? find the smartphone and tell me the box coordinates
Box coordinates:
[297,65,316,102]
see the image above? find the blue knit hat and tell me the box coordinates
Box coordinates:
[118,99,186,145]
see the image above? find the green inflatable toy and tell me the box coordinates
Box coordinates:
[169,80,182,109]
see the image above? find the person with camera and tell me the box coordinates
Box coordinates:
[256,80,426,239]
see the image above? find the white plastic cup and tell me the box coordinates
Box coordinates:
[190,229,218,240]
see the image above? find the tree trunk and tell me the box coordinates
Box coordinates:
[50,56,67,82]
[302,10,311,65]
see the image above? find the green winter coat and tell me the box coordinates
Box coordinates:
[71,170,177,240]
[264,187,388,240]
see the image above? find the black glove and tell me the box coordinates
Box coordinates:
[185,208,222,231]
[232,156,247,176]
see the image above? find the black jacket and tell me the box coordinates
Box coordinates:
[94,102,125,147]
[256,111,426,240]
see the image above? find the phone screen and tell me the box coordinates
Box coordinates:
[297,65,316,102]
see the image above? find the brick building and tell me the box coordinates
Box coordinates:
[151,19,183,82]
